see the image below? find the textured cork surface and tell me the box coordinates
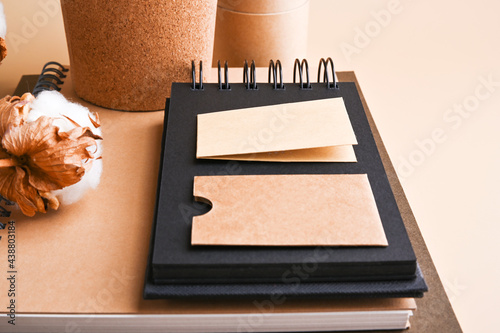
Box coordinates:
[213,0,309,67]
[60,0,217,111]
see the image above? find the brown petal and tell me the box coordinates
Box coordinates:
[0,166,45,216]
[57,125,103,141]
[1,116,58,157]
[0,145,11,160]
[0,37,6,62]
[61,114,81,128]
[88,112,101,128]
[0,93,34,138]
[2,116,101,192]
[62,113,101,130]
[0,96,21,138]
[40,191,60,211]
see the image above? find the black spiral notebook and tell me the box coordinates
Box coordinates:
[12,61,69,97]
[144,59,427,298]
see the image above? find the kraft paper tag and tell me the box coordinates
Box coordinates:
[191,174,388,246]
[196,98,358,162]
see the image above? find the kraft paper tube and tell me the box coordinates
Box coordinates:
[213,0,309,68]
[61,0,217,111]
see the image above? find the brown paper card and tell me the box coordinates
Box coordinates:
[191,174,388,246]
[197,97,357,162]
[208,145,356,162]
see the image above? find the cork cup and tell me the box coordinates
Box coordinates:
[61,0,218,111]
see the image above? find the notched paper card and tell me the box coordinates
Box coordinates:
[191,174,388,246]
[196,98,358,162]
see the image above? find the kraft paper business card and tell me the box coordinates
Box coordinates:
[196,98,358,162]
[191,174,388,246]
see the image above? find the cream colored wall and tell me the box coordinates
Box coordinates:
[1,0,500,331]
[0,0,68,97]
[309,3,499,333]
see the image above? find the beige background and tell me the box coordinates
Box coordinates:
[1,0,499,331]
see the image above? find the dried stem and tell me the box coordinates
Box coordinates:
[0,158,16,167]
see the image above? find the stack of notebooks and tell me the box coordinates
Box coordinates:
[0,61,462,333]
[145,60,427,301]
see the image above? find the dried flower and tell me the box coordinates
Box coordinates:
[0,93,102,216]
[0,1,5,63]
[0,37,6,63]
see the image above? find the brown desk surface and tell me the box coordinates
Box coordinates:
[0,72,461,332]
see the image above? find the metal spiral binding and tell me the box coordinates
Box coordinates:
[217,60,230,90]
[40,67,67,78]
[268,60,285,90]
[197,57,339,91]
[40,62,68,78]
[33,61,68,96]
[191,60,204,90]
[42,61,69,73]
[38,74,64,85]
[243,60,258,90]
[293,59,311,89]
[318,57,338,89]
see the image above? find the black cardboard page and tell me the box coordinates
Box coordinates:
[150,82,417,284]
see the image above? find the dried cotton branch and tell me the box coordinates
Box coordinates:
[0,2,6,62]
[0,91,103,216]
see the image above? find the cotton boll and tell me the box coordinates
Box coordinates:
[29,90,103,206]
[29,90,103,156]
[0,2,6,39]
[28,90,101,133]
[52,159,103,205]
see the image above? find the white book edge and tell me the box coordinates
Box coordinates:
[1,310,412,332]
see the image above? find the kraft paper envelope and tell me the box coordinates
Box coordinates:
[191,174,388,246]
[196,98,358,162]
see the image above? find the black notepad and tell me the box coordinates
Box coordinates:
[148,77,420,288]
